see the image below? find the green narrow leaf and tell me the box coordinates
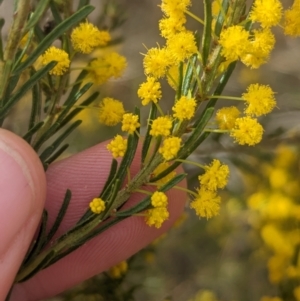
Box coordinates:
[192,106,215,130]
[159,173,187,192]
[176,62,184,100]
[63,70,89,106]
[116,195,150,217]
[33,82,92,151]
[46,217,127,268]
[214,0,230,37]
[49,0,63,24]
[39,120,82,162]
[99,159,118,198]
[101,179,122,221]
[74,216,126,253]
[55,210,99,250]
[49,1,72,59]
[77,158,119,225]
[44,190,72,247]
[59,91,99,128]
[28,74,41,132]
[17,250,56,283]
[98,180,116,208]
[12,29,35,71]
[191,64,202,96]
[2,73,20,101]
[0,18,5,61]
[44,73,55,101]
[13,5,95,74]
[43,144,69,170]
[0,62,56,119]
[118,173,187,217]
[44,243,82,268]
[177,107,214,154]
[208,61,236,108]
[23,121,44,142]
[25,0,51,31]
[181,54,198,96]
[34,24,46,42]
[114,107,140,184]
[245,21,253,31]
[141,103,157,163]
[77,0,90,10]
[201,0,212,66]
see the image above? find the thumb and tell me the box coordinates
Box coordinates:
[0,129,46,300]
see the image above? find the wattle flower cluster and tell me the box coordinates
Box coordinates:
[215,84,276,146]
[191,160,230,219]
[39,21,127,85]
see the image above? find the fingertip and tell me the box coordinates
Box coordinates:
[0,129,46,299]
[0,129,46,205]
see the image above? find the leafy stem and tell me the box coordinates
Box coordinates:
[0,0,29,101]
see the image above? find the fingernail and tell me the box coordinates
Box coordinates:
[0,137,37,256]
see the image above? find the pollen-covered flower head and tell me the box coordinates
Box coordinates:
[172,95,197,121]
[249,0,283,28]
[150,116,173,137]
[274,145,297,169]
[137,77,162,105]
[219,26,250,62]
[107,135,127,158]
[269,168,289,190]
[159,136,182,160]
[145,207,169,228]
[41,46,70,76]
[108,261,128,279]
[242,83,276,116]
[151,191,168,208]
[199,159,230,191]
[251,29,275,57]
[159,15,186,39]
[284,4,300,37]
[98,97,125,126]
[216,106,240,130]
[241,28,275,69]
[121,113,140,134]
[89,198,106,214]
[190,188,221,219]
[161,0,191,16]
[88,52,127,85]
[230,116,264,146]
[104,52,127,78]
[261,224,293,256]
[166,31,198,63]
[143,47,172,79]
[71,22,111,54]
[212,0,222,16]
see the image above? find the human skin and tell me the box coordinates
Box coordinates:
[0,129,186,301]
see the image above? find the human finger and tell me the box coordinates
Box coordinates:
[0,129,46,300]
[11,141,187,301]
